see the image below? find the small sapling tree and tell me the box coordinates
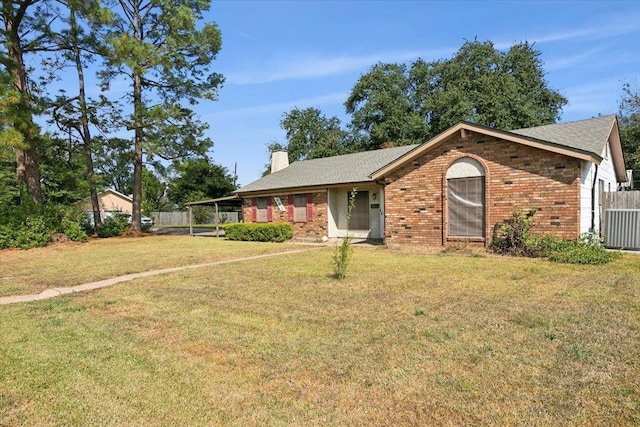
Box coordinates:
[332,188,357,279]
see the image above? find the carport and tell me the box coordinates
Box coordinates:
[185,195,243,237]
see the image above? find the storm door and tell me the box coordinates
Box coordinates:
[349,191,369,230]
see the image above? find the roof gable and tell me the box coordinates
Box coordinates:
[101,189,133,202]
[372,116,626,181]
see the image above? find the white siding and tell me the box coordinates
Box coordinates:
[579,139,620,234]
[598,140,619,191]
[580,161,596,234]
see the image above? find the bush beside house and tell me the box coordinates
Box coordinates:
[224,223,293,242]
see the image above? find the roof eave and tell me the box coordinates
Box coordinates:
[234,180,376,197]
[185,194,241,206]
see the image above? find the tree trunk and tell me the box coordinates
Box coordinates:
[4,2,42,203]
[70,8,101,226]
[132,92,143,233]
[14,143,41,203]
[130,0,143,232]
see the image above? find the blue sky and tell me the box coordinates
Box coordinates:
[196,0,640,187]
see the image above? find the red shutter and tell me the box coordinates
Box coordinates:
[306,193,313,221]
[251,198,257,222]
[288,195,294,221]
[266,196,273,222]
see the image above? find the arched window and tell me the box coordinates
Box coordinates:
[446,158,485,237]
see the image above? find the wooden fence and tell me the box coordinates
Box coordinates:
[602,191,640,210]
[151,211,239,226]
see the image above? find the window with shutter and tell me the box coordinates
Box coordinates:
[294,194,307,222]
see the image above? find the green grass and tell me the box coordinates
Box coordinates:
[155,224,223,229]
[0,236,300,297]
[1,241,639,425]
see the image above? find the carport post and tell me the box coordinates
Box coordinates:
[215,201,219,237]
[188,206,193,237]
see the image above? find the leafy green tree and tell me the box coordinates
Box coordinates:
[101,0,224,231]
[0,142,18,206]
[346,40,567,149]
[618,81,640,171]
[92,136,133,194]
[417,40,567,134]
[166,158,236,208]
[141,167,170,214]
[49,0,113,225]
[345,63,429,150]
[0,78,21,205]
[38,135,88,204]
[0,0,56,203]
[266,107,347,172]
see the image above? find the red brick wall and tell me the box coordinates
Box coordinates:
[242,191,328,239]
[384,131,581,246]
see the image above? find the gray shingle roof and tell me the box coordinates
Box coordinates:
[236,145,418,194]
[510,115,615,158]
[236,116,617,194]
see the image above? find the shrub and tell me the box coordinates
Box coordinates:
[61,218,88,243]
[96,213,130,238]
[80,214,95,235]
[492,209,619,265]
[546,233,621,265]
[224,222,293,242]
[0,224,15,249]
[490,208,538,256]
[547,243,618,265]
[0,202,88,249]
[14,216,52,249]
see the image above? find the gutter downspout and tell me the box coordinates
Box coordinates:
[590,164,598,233]
[441,169,446,246]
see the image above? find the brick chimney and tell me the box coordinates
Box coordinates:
[271,151,289,173]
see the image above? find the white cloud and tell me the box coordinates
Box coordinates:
[562,79,622,117]
[544,47,607,71]
[526,11,640,46]
[204,92,349,119]
[226,47,454,86]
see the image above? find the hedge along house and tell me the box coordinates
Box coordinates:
[234,115,627,246]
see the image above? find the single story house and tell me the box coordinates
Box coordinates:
[234,115,627,246]
[77,189,133,223]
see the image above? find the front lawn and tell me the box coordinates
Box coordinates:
[1,244,639,425]
[0,236,300,297]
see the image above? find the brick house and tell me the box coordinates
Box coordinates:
[235,115,627,246]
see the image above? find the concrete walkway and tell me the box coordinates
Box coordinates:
[0,248,320,306]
